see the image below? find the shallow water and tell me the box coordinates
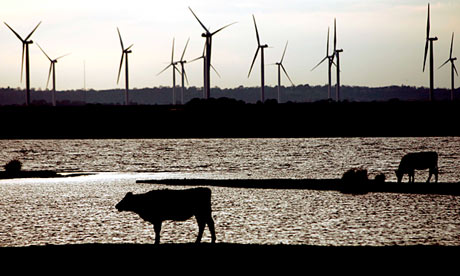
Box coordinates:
[0,138,459,246]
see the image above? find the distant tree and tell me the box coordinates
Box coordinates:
[4,160,22,174]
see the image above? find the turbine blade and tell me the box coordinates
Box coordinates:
[157,64,172,76]
[426,3,430,40]
[171,38,175,63]
[331,59,337,68]
[117,27,124,50]
[280,41,288,64]
[189,7,210,34]
[188,56,203,63]
[438,59,450,69]
[202,41,206,56]
[36,43,52,62]
[25,21,41,41]
[211,64,221,78]
[423,40,429,72]
[46,63,53,89]
[20,44,25,82]
[454,63,458,76]
[183,68,189,85]
[311,56,327,71]
[126,44,134,51]
[181,38,190,61]
[326,27,330,56]
[56,53,71,60]
[252,15,261,46]
[211,22,237,36]
[4,22,24,42]
[450,32,454,59]
[174,65,181,75]
[281,64,294,86]
[334,18,337,52]
[117,52,124,84]
[248,47,260,77]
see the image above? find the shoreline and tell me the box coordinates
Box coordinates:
[1,101,459,139]
[137,178,460,195]
[0,171,93,179]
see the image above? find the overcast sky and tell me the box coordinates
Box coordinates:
[0,0,459,91]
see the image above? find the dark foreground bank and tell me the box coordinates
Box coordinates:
[137,178,460,196]
[1,243,458,272]
[1,100,459,138]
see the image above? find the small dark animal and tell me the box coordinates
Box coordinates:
[395,152,438,183]
[116,187,216,244]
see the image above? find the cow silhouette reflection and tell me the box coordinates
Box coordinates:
[395,152,439,183]
[116,187,216,244]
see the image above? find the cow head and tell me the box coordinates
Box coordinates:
[395,169,403,183]
[115,192,134,212]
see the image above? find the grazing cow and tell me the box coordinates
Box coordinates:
[116,187,216,244]
[395,152,438,183]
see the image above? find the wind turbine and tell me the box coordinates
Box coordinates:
[438,32,458,101]
[188,42,221,99]
[272,41,294,103]
[189,7,236,99]
[312,27,335,99]
[248,15,270,103]
[36,43,70,107]
[177,38,190,105]
[333,18,343,102]
[117,27,133,106]
[4,21,41,106]
[157,38,180,105]
[423,3,438,101]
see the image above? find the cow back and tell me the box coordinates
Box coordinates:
[399,151,438,171]
[133,188,212,222]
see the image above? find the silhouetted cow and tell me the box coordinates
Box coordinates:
[116,187,216,244]
[395,152,438,183]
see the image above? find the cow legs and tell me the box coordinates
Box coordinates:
[196,219,205,243]
[208,217,216,243]
[153,222,162,245]
[195,215,216,243]
[428,167,439,183]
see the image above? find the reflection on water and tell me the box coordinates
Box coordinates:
[1,174,459,247]
[0,138,459,246]
[1,137,460,182]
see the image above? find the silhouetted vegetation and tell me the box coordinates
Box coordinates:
[1,85,459,106]
[374,173,386,184]
[341,168,369,194]
[4,159,22,175]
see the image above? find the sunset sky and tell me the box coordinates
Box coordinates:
[0,0,459,91]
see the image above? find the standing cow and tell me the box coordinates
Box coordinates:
[395,152,438,183]
[116,187,216,244]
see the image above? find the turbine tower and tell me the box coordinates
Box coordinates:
[36,44,70,106]
[272,41,294,103]
[248,15,270,103]
[189,42,221,99]
[312,27,335,99]
[4,21,41,106]
[333,18,343,102]
[189,7,236,100]
[423,3,438,101]
[177,38,190,105]
[158,38,180,105]
[117,27,133,106]
[438,32,458,101]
